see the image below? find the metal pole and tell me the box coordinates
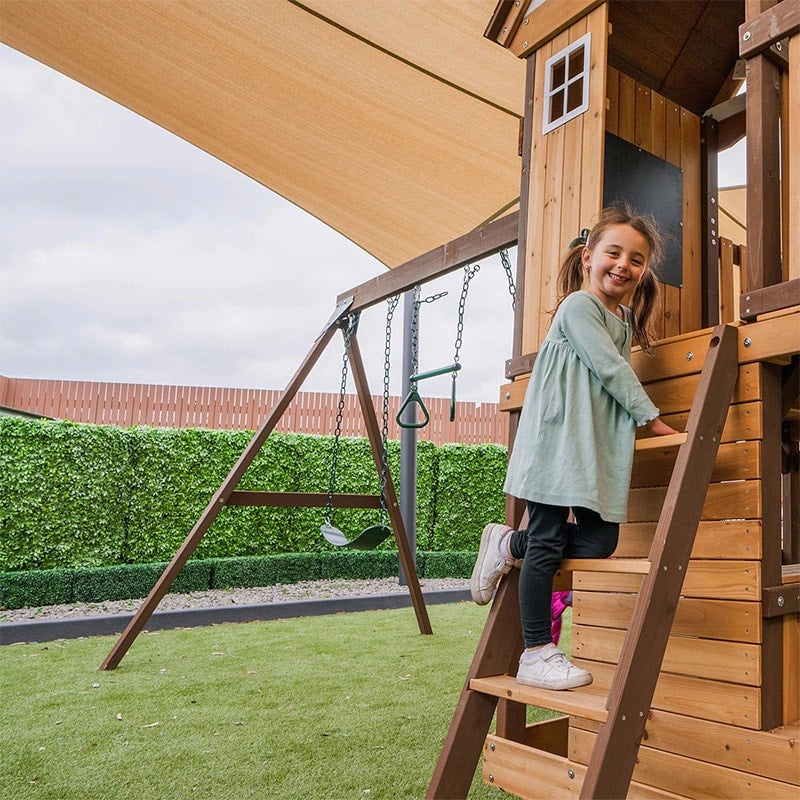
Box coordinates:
[399,289,418,585]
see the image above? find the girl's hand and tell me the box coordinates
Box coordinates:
[645,417,681,436]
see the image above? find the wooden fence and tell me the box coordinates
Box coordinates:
[0,375,508,446]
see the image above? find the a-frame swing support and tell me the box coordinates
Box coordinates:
[100,211,520,671]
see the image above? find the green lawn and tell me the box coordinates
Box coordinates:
[1,602,565,799]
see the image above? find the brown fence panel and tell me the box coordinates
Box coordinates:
[0,376,508,446]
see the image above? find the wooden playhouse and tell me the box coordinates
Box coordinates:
[428,1,800,798]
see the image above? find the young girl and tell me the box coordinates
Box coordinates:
[470,206,678,691]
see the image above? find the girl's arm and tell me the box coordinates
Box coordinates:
[558,293,660,426]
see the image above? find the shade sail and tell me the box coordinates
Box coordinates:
[0,0,526,268]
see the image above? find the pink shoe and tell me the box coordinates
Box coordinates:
[550,590,573,644]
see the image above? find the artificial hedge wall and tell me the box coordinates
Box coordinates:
[0,551,479,610]
[0,417,504,573]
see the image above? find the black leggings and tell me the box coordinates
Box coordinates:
[508,501,619,648]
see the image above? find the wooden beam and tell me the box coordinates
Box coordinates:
[739,1,800,59]
[508,0,603,58]
[225,491,381,509]
[100,322,340,670]
[580,324,739,799]
[426,570,525,799]
[740,277,800,319]
[337,212,518,315]
[762,583,800,616]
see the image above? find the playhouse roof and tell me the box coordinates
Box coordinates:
[1,1,743,271]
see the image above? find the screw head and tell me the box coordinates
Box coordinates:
[744,338,752,347]
[743,31,751,41]
[777,595,785,607]
[490,742,495,751]
[488,774,495,783]
[686,352,694,361]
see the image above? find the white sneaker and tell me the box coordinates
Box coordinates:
[470,523,513,605]
[516,644,593,690]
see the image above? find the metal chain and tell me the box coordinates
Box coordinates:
[325,314,357,525]
[500,247,516,311]
[453,264,480,373]
[409,286,447,377]
[379,295,399,518]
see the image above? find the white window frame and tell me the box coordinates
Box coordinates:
[542,32,592,135]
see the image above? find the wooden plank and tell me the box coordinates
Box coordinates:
[618,71,636,143]
[470,674,608,722]
[635,83,652,152]
[763,582,800,616]
[573,591,761,644]
[615,519,762,560]
[508,0,603,57]
[657,400,763,443]
[571,624,761,686]
[482,735,688,800]
[739,0,800,58]
[605,64,619,137]
[558,558,650,575]
[628,479,761,523]
[701,114,720,328]
[784,612,800,724]
[525,716,569,755]
[719,238,737,323]
[572,709,799,784]
[574,559,761,601]
[740,278,800,321]
[790,33,800,282]
[570,727,798,799]
[574,659,761,729]
[336,211,518,314]
[680,107,702,333]
[501,361,762,414]
[224,491,381,509]
[630,440,761,489]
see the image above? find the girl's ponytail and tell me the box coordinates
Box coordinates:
[629,270,659,354]
[557,245,586,298]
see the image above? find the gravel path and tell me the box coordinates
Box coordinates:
[0,577,471,623]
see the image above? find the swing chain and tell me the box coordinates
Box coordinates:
[453,264,480,374]
[380,295,400,521]
[324,313,358,526]
[500,247,516,311]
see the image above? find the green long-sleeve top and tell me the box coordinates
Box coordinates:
[503,291,660,523]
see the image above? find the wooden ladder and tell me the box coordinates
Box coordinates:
[427,323,740,800]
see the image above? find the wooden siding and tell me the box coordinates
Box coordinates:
[0,375,508,446]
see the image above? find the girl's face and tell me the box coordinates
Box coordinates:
[581,223,649,313]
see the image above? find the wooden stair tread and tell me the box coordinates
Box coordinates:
[634,432,688,451]
[559,557,651,574]
[470,674,608,722]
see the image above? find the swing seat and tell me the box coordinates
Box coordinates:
[320,522,392,550]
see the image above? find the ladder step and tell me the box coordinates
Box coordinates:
[470,674,608,722]
[634,432,687,452]
[558,558,651,574]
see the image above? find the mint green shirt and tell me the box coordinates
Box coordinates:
[503,291,659,523]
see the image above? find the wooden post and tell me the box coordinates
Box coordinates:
[701,114,720,327]
[346,330,432,635]
[580,324,739,799]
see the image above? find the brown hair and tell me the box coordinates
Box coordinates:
[556,205,664,353]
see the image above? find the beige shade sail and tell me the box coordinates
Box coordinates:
[0,0,526,269]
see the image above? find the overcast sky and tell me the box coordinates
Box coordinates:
[0,44,745,405]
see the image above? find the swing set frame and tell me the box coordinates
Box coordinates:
[99,210,519,671]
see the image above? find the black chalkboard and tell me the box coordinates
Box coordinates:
[603,132,683,287]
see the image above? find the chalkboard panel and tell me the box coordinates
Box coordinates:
[603,132,683,287]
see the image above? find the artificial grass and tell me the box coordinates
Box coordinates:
[0,603,568,800]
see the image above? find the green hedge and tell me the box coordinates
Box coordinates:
[0,551,478,609]
[429,443,508,550]
[0,417,503,573]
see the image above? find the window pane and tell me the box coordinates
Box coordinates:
[551,57,566,89]
[549,89,565,124]
[568,46,585,80]
[567,78,584,113]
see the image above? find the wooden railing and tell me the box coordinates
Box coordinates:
[0,375,508,446]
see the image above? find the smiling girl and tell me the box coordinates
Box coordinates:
[470,205,679,690]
